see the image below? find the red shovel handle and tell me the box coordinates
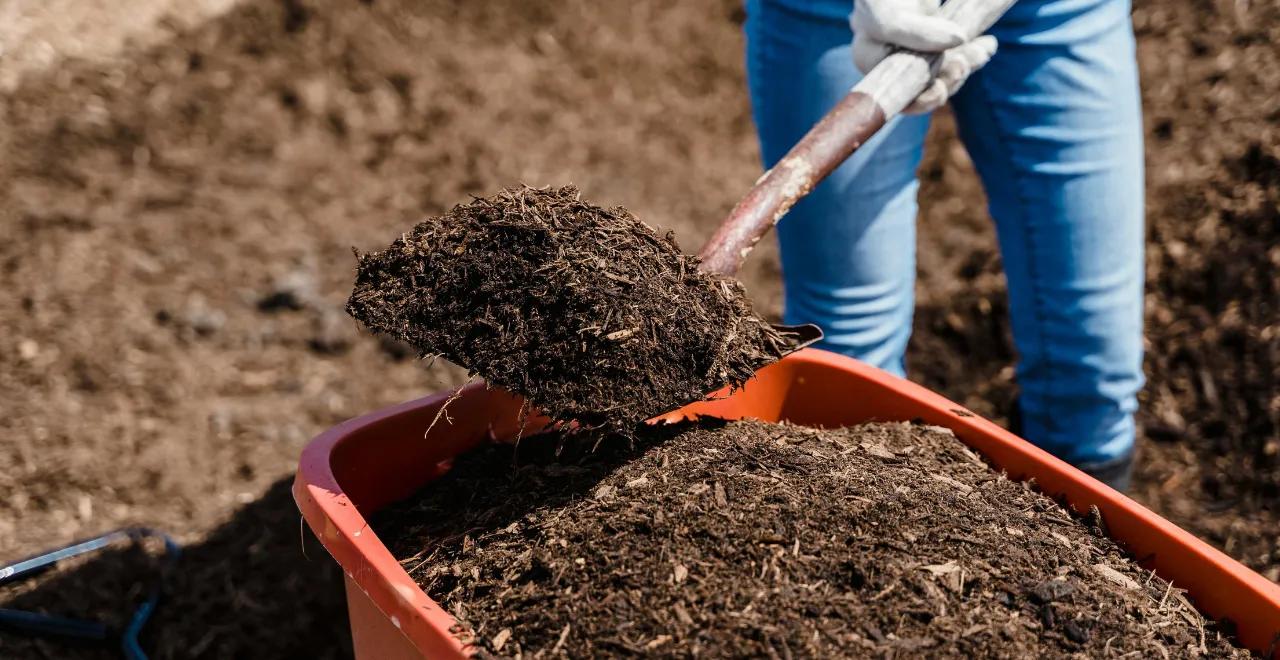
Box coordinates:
[697,0,1017,276]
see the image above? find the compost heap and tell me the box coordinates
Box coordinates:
[346,186,795,430]
[376,420,1243,658]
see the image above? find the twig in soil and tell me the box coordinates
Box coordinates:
[869,584,896,601]
[299,515,309,561]
[551,624,571,654]
[424,381,470,439]
[513,398,532,456]
[405,548,442,579]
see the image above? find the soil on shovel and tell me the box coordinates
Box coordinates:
[346,186,795,430]
[376,420,1244,658]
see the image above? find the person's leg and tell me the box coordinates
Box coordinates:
[951,0,1145,476]
[745,0,928,377]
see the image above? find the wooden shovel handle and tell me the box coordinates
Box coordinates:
[697,0,1017,276]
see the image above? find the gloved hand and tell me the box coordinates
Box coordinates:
[851,0,998,114]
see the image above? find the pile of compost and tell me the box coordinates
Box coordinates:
[346,186,797,430]
[376,420,1243,658]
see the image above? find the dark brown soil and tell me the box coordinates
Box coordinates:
[376,420,1244,658]
[347,185,794,430]
[1,0,1275,657]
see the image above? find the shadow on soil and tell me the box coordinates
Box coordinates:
[0,479,351,660]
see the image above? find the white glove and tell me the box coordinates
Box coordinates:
[851,0,998,114]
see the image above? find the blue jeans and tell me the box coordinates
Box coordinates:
[745,0,1144,466]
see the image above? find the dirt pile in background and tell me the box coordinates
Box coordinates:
[908,0,1280,579]
[348,185,793,430]
[1127,1,1280,574]
[378,420,1242,658]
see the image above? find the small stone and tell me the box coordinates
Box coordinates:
[1039,603,1056,628]
[309,309,354,355]
[1029,578,1076,604]
[257,271,316,312]
[257,290,302,312]
[185,301,226,336]
[17,339,38,361]
[1063,620,1091,644]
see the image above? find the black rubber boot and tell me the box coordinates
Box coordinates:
[1075,453,1135,493]
[1008,398,1135,492]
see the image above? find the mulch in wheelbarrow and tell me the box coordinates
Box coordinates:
[375,419,1245,658]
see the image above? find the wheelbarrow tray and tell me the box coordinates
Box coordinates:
[293,349,1280,658]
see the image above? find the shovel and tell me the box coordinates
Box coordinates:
[702,0,1017,352]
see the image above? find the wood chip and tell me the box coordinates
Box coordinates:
[605,328,637,341]
[645,635,673,649]
[713,481,728,507]
[491,628,512,651]
[860,442,897,459]
[921,561,965,593]
[930,474,974,494]
[673,563,688,583]
[1093,564,1140,590]
[921,561,961,576]
[551,624,571,653]
[602,271,635,285]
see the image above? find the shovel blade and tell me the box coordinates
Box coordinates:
[773,323,824,355]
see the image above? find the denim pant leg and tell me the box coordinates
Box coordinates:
[745,0,928,377]
[951,0,1146,465]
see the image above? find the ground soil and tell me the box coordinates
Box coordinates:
[1,0,1275,657]
[377,420,1243,658]
[347,185,794,430]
